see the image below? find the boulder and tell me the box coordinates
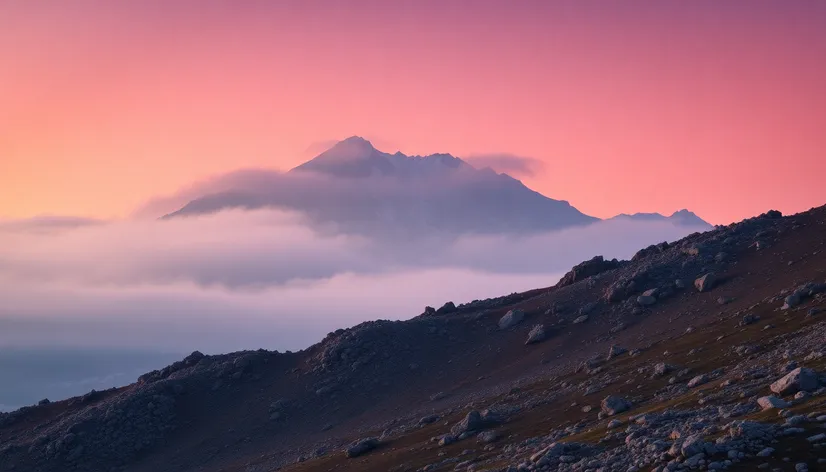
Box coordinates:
[344,437,379,458]
[600,395,631,416]
[572,315,589,324]
[525,324,546,344]
[770,367,819,396]
[739,313,759,326]
[477,430,500,444]
[653,363,674,377]
[636,295,656,306]
[687,374,709,388]
[681,434,713,457]
[498,309,525,329]
[451,410,484,436]
[757,396,790,410]
[782,294,801,310]
[694,273,717,292]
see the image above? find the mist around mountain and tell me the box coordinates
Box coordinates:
[0,137,713,410]
[154,137,710,237]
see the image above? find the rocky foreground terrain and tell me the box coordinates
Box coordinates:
[2,204,826,472]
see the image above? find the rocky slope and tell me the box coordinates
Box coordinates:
[1,204,825,472]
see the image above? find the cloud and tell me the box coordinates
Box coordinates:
[464,153,545,177]
[0,216,104,233]
[0,209,705,354]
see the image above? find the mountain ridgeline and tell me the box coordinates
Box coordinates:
[162,137,710,235]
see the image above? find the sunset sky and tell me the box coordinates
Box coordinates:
[2,1,825,224]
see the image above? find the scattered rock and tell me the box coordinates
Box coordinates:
[770,368,819,396]
[600,396,631,416]
[498,309,525,329]
[344,438,379,458]
[687,374,709,388]
[653,363,675,377]
[525,324,546,344]
[451,411,484,436]
[694,273,718,292]
[757,396,791,410]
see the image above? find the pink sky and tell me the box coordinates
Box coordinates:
[1,1,825,224]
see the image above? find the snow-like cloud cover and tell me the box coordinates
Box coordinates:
[0,209,705,353]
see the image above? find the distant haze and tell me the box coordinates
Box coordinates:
[0,138,713,409]
[0,208,707,354]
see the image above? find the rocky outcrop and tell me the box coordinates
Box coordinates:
[557,256,623,288]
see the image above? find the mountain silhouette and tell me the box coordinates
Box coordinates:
[163,137,710,235]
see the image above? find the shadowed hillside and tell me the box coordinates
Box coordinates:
[1,203,824,471]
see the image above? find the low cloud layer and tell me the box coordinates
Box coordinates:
[0,209,706,354]
[465,153,546,177]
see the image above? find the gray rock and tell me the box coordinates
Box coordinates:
[451,411,484,436]
[525,324,546,344]
[757,396,790,410]
[653,363,674,377]
[770,367,819,396]
[344,437,379,458]
[498,309,525,329]
[740,313,759,326]
[756,447,774,457]
[783,293,802,310]
[688,374,709,388]
[636,295,657,306]
[477,430,500,444]
[601,395,631,416]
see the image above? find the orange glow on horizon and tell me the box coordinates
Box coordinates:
[1,2,825,224]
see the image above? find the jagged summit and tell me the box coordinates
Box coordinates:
[324,136,377,156]
[290,137,470,179]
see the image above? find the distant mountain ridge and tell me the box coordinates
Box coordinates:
[163,136,710,234]
[609,209,711,228]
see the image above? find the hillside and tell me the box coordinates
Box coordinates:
[1,204,825,472]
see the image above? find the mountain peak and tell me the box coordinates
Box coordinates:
[325,136,377,157]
